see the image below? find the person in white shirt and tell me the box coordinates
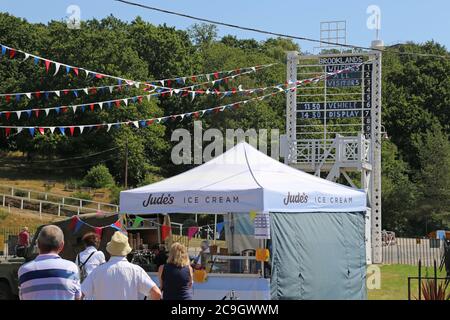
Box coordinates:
[81,231,161,300]
[75,232,106,281]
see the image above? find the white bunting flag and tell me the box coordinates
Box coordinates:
[53,63,61,76]
[191,91,195,102]
[174,89,180,94]
[72,106,77,113]
[107,124,112,132]
[83,88,89,95]
[251,67,256,72]
[98,102,103,110]
[23,53,30,61]
[123,99,128,106]
[49,127,56,134]
[54,91,60,97]
[17,128,23,134]
[160,80,164,86]
[146,95,151,102]
[15,111,22,119]
[206,74,210,81]
[79,126,85,134]
[45,109,50,116]
[134,82,140,88]
[133,121,139,128]
[108,86,114,94]
[25,93,31,99]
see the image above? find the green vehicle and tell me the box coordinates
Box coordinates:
[0,212,118,300]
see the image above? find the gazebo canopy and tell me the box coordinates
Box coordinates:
[120,142,366,214]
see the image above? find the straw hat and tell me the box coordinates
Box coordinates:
[106,231,132,256]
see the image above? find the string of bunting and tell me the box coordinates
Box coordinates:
[0,43,275,87]
[0,83,138,102]
[0,62,362,137]
[68,214,126,239]
[0,68,278,121]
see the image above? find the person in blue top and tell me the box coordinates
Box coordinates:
[158,242,193,300]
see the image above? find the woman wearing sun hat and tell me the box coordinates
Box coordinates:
[81,231,161,300]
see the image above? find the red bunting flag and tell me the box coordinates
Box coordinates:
[89,88,97,95]
[38,127,44,135]
[5,112,11,121]
[45,60,51,73]
[9,49,16,59]
[5,95,10,103]
[214,107,220,114]
[146,119,154,125]
[161,225,171,241]
[95,74,103,79]
[187,226,199,240]
[193,112,199,119]
[233,103,240,110]
[68,216,79,231]
[137,96,143,104]
[191,76,197,82]
[61,107,68,113]
[94,227,103,239]
[69,127,75,136]
[5,128,11,137]
[89,104,95,111]
[73,68,79,76]
[167,80,171,87]
[214,72,219,79]
[34,109,40,118]
[34,92,41,99]
[113,220,122,229]
[114,100,121,108]
[63,90,69,95]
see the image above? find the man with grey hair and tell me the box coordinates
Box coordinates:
[18,225,82,300]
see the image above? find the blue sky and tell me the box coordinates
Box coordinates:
[1,0,449,52]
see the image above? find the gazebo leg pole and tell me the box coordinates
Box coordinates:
[214,214,217,245]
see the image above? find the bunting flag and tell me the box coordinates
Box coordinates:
[132,216,144,228]
[111,220,122,231]
[161,225,171,241]
[249,210,257,221]
[216,222,224,236]
[0,63,362,136]
[74,219,84,233]
[187,226,199,240]
[0,43,275,90]
[68,215,79,231]
[94,227,103,239]
[0,83,135,102]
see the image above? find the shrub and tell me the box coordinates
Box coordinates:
[65,178,83,190]
[83,164,115,189]
[109,185,124,205]
[0,209,9,221]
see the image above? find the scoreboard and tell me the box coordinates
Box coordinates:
[296,54,374,139]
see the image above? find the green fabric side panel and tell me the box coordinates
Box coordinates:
[270,212,366,300]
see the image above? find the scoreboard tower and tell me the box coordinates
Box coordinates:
[285,50,382,264]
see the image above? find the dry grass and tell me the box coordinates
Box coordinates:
[0,207,64,243]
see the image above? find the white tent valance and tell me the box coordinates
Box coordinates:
[120,142,366,214]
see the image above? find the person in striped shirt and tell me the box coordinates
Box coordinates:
[18,225,81,300]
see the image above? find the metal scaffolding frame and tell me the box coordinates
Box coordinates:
[285,50,382,264]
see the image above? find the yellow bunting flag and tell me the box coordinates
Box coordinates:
[249,210,257,221]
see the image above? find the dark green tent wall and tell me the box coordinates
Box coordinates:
[270,212,367,300]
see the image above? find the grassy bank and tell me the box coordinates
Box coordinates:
[368,264,447,300]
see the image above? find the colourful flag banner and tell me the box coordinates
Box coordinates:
[216,222,224,236]
[74,219,84,233]
[161,225,171,241]
[187,226,199,240]
[132,216,144,228]
[95,227,103,239]
[68,216,79,231]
